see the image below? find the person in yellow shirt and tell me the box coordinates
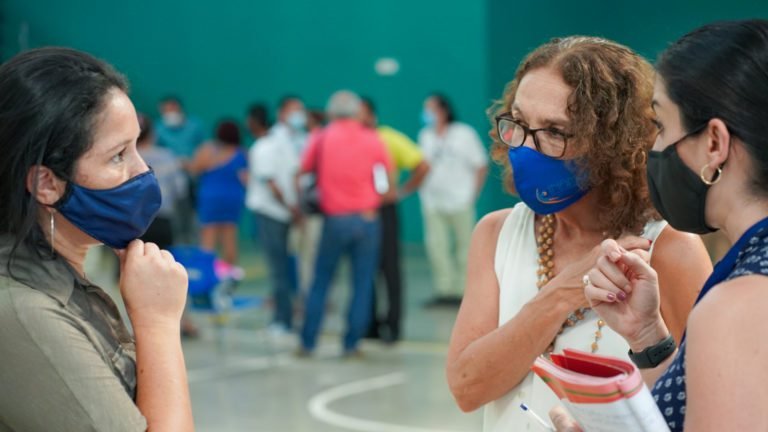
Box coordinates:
[360,97,430,343]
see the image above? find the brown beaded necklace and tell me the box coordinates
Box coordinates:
[536,214,605,354]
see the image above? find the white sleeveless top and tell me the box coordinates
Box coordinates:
[483,203,667,432]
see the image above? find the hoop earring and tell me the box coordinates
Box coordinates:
[700,164,723,186]
[49,210,56,254]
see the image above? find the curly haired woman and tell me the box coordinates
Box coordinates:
[445,36,712,431]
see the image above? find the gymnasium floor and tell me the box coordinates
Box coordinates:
[87,245,483,432]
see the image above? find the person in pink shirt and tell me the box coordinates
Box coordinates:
[298,90,394,356]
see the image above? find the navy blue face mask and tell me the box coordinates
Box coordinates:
[55,169,162,249]
[508,146,590,214]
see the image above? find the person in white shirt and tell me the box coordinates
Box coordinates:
[419,94,488,306]
[246,97,305,332]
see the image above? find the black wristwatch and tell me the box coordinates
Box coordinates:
[628,334,676,369]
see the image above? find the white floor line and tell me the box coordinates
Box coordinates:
[195,326,450,355]
[308,372,470,432]
[187,354,292,384]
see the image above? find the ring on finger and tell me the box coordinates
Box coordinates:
[582,274,591,287]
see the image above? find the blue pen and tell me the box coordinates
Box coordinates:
[520,403,556,431]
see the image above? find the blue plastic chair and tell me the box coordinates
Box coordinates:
[168,246,262,315]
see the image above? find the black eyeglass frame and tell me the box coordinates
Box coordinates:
[495,113,574,159]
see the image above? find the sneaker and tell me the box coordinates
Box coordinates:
[267,323,289,338]
[342,348,365,360]
[294,347,312,358]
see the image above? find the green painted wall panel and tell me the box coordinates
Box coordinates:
[3,0,766,243]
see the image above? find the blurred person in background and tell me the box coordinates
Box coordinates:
[445,36,708,431]
[137,114,187,250]
[298,90,394,357]
[246,102,301,335]
[137,113,198,338]
[155,96,207,244]
[274,95,309,155]
[188,120,248,264]
[360,97,430,344]
[267,97,322,298]
[246,103,271,141]
[419,93,488,307]
[0,47,192,431]
[306,109,326,133]
[155,95,207,160]
[245,103,271,254]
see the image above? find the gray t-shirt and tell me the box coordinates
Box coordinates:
[0,237,146,431]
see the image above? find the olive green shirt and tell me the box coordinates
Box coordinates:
[0,237,146,431]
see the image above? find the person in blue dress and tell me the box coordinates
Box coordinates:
[188,120,248,264]
[561,20,768,432]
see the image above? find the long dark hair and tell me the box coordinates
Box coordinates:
[0,47,128,264]
[657,19,768,196]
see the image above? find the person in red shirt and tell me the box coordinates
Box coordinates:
[298,90,393,356]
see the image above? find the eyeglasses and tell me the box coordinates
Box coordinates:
[495,114,574,159]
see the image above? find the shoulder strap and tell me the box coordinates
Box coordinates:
[642,219,668,257]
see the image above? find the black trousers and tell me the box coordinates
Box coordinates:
[368,202,403,341]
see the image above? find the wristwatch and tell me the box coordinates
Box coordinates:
[628,334,676,369]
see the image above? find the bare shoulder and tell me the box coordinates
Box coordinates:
[464,208,518,281]
[653,226,709,263]
[691,275,768,329]
[474,208,514,243]
[687,275,768,355]
[650,225,711,343]
[198,141,216,154]
[683,275,768,431]
[651,225,712,276]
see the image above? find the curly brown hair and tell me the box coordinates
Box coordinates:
[489,36,659,237]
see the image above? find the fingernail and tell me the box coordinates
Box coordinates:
[609,251,621,261]
[606,293,616,302]
[624,284,632,293]
[617,291,627,301]
[647,239,653,246]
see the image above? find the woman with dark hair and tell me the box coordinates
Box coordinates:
[0,48,192,430]
[445,36,711,431]
[419,93,489,306]
[576,19,768,431]
[188,119,248,264]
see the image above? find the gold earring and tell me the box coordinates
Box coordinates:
[700,164,723,186]
[49,210,56,254]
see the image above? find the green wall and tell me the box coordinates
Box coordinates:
[3,1,767,243]
[488,0,768,100]
[484,0,768,215]
[1,0,490,243]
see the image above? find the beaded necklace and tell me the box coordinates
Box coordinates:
[536,214,604,354]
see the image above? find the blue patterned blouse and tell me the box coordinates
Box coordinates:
[653,219,768,431]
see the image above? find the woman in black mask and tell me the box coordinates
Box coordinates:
[579,19,768,431]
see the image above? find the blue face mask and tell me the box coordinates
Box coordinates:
[421,109,436,127]
[56,169,162,249]
[507,146,589,215]
[286,111,307,130]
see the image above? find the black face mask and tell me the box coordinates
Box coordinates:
[646,126,717,234]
